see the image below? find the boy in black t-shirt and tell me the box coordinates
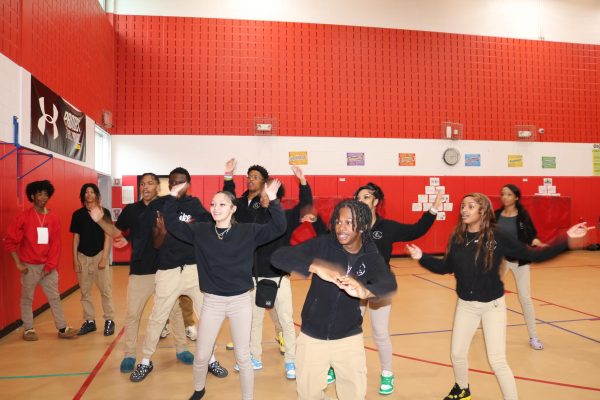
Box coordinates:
[70,183,115,336]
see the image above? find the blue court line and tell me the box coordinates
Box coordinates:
[412,274,600,344]
[0,372,90,380]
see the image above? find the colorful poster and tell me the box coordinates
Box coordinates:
[399,153,416,166]
[347,152,365,166]
[593,149,600,176]
[542,156,556,169]
[465,153,481,167]
[289,151,308,165]
[508,154,523,168]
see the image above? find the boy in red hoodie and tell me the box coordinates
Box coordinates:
[5,180,78,341]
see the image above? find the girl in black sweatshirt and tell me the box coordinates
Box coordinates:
[406,192,591,400]
[163,180,286,400]
[351,182,440,395]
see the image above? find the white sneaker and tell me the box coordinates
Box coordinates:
[529,337,544,350]
[185,325,197,341]
[160,324,170,339]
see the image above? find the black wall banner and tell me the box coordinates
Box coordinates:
[31,76,86,161]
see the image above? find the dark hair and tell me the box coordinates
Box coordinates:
[501,184,524,213]
[26,180,55,202]
[169,167,191,183]
[140,172,160,185]
[79,183,100,205]
[328,200,373,244]
[247,165,269,181]
[449,193,496,272]
[353,182,384,202]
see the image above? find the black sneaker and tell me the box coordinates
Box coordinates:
[78,320,97,336]
[104,319,115,336]
[130,361,153,382]
[189,388,205,400]
[443,383,471,400]
[208,361,228,378]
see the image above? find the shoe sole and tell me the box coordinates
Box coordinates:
[378,389,394,395]
[226,343,234,350]
[23,336,38,341]
[78,329,96,336]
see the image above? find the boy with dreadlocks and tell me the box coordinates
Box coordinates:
[271,200,397,400]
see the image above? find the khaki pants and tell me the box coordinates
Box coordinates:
[505,261,538,338]
[360,298,393,372]
[296,332,367,400]
[141,265,203,359]
[250,275,296,363]
[194,292,253,400]
[451,296,517,400]
[180,295,195,327]
[76,252,115,321]
[123,273,187,358]
[20,263,67,330]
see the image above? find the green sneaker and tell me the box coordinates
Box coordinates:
[379,373,394,395]
[327,367,336,385]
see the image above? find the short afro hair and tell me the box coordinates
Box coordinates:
[169,167,191,183]
[26,180,55,202]
[247,165,269,181]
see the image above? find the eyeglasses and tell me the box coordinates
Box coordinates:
[246,175,264,181]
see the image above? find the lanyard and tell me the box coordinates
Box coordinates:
[35,209,47,227]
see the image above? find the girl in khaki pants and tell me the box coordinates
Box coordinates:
[407,192,591,400]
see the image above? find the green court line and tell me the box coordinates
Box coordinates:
[0,372,90,379]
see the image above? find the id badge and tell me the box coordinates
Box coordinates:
[37,227,49,244]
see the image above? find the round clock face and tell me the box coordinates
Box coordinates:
[443,148,460,166]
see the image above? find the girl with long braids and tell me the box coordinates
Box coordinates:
[271,200,397,400]
[345,182,441,395]
[495,184,546,350]
[406,193,591,400]
[162,180,286,400]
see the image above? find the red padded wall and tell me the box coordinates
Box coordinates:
[0,0,114,124]
[111,174,599,263]
[113,16,600,141]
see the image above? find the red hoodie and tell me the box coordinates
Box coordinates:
[5,207,61,272]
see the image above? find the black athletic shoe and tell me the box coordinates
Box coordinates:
[130,362,153,382]
[78,320,97,336]
[104,319,115,336]
[443,383,471,400]
[189,388,205,400]
[208,361,228,378]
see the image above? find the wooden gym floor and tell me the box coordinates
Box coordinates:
[1,251,599,399]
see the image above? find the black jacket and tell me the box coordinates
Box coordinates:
[419,228,567,302]
[271,234,397,340]
[494,208,539,265]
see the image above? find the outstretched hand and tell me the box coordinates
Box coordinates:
[567,222,595,249]
[405,244,423,260]
[291,165,306,184]
[88,206,105,223]
[264,178,282,201]
[432,191,443,212]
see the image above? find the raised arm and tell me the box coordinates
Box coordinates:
[386,192,440,242]
[222,157,237,195]
[253,179,287,245]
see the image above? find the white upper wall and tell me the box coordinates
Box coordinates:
[110,0,600,45]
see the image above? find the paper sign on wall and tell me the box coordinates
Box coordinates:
[465,153,481,167]
[399,153,416,166]
[289,151,308,165]
[347,152,365,166]
[412,203,422,212]
[430,177,440,186]
[542,156,556,169]
[425,186,436,195]
[444,203,453,211]
[418,194,428,203]
[593,149,600,176]
[122,186,134,204]
[436,212,446,220]
[508,155,523,168]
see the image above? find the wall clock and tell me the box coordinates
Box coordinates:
[443,148,460,166]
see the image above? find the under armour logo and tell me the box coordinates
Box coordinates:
[38,97,59,139]
[346,262,367,277]
[252,203,260,209]
[372,231,383,240]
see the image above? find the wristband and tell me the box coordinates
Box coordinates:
[224,173,233,180]
[429,206,438,215]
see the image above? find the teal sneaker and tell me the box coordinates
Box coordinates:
[327,367,336,384]
[379,373,394,395]
[120,357,136,373]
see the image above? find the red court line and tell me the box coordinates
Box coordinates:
[72,327,125,400]
[363,345,600,392]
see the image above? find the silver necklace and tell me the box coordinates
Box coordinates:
[465,233,479,247]
[215,225,231,240]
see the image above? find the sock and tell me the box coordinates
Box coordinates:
[209,354,216,364]
[189,388,205,400]
[141,358,151,366]
[382,370,393,377]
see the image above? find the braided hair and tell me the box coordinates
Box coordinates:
[328,199,373,244]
